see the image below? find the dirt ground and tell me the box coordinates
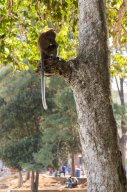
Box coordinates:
[0,173,87,191]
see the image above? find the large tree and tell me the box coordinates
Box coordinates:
[1,0,127,191]
[37,1,127,191]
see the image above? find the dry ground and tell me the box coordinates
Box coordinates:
[0,173,87,191]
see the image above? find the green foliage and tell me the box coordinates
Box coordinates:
[0,134,42,171]
[0,0,78,68]
[0,67,80,170]
[0,66,45,171]
[106,0,127,78]
[0,66,44,140]
[113,102,127,129]
[36,77,80,167]
[110,53,127,78]
[1,0,127,79]
[107,0,126,40]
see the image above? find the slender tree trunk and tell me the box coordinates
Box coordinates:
[119,78,127,168]
[31,171,39,192]
[25,171,30,181]
[31,171,34,192]
[35,171,39,192]
[115,77,127,168]
[119,78,126,135]
[31,171,35,192]
[18,171,23,188]
[71,152,75,177]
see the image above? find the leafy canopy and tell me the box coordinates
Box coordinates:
[0,0,78,68]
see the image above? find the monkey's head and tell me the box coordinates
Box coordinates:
[38,29,58,57]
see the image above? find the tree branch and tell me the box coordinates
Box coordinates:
[121,24,127,35]
[113,0,127,44]
[36,58,79,85]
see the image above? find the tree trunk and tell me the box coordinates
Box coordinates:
[71,152,75,177]
[31,171,36,192]
[72,1,126,191]
[119,78,127,168]
[115,77,127,169]
[18,171,23,188]
[25,171,30,181]
[31,171,39,192]
[119,78,126,134]
[37,0,127,191]
[73,84,126,191]
[35,171,39,192]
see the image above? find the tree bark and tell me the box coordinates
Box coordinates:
[36,0,127,191]
[31,171,39,192]
[71,151,75,177]
[112,0,127,45]
[76,1,126,191]
[18,171,23,188]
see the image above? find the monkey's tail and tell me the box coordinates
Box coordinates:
[41,55,48,110]
[41,74,48,110]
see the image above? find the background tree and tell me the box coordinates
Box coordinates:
[0,67,81,190]
[0,67,43,191]
[35,77,81,176]
[0,67,43,140]
[0,134,42,190]
[0,141,23,188]
[107,0,127,169]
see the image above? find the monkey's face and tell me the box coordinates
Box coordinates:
[43,36,58,57]
[38,29,58,57]
[46,43,58,57]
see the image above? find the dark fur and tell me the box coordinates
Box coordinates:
[38,29,58,110]
[38,29,58,59]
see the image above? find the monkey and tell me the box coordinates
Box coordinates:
[38,29,58,110]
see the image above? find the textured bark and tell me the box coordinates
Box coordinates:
[36,0,127,191]
[73,1,126,191]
